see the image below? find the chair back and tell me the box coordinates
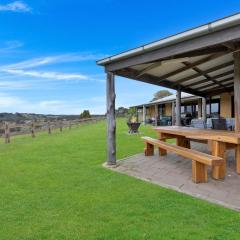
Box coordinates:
[191,119,206,129]
[211,118,227,130]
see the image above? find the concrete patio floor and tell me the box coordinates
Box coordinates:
[108,142,240,211]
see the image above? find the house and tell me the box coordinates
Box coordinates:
[133,92,233,125]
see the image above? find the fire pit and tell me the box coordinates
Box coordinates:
[127,122,141,134]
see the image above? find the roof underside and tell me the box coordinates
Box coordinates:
[98,14,240,97]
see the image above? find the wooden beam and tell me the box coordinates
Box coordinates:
[105,25,240,72]
[234,52,240,132]
[201,81,234,92]
[182,62,228,90]
[106,72,116,165]
[115,68,205,97]
[176,89,181,126]
[184,70,234,88]
[195,77,233,90]
[171,60,233,85]
[158,52,227,80]
[136,61,162,77]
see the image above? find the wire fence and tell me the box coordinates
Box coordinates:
[0,117,106,144]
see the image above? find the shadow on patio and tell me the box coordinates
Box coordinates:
[108,142,240,211]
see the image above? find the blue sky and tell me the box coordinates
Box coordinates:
[0,0,239,114]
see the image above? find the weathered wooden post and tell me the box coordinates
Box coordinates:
[154,104,158,126]
[59,121,63,132]
[234,52,240,174]
[4,122,10,144]
[198,98,202,119]
[143,105,146,125]
[176,88,181,126]
[106,72,116,165]
[48,121,51,134]
[171,101,175,126]
[202,97,207,121]
[31,121,36,138]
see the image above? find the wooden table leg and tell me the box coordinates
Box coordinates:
[158,133,167,156]
[235,144,240,174]
[212,141,226,180]
[176,136,190,148]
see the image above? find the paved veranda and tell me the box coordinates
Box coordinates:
[109,142,240,211]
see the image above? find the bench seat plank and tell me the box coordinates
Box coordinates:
[142,136,224,183]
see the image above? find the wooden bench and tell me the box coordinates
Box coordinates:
[142,136,224,183]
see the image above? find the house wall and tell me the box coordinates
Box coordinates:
[165,103,172,116]
[148,106,155,117]
[220,92,232,118]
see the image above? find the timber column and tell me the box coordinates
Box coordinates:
[143,105,146,125]
[106,72,116,165]
[202,97,207,121]
[171,101,175,126]
[154,104,158,126]
[234,52,240,174]
[176,89,181,126]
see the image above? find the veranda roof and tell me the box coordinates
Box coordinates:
[97,13,240,97]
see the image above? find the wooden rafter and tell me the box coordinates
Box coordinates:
[136,61,162,78]
[170,60,233,85]
[158,52,227,80]
[181,62,227,89]
[184,70,234,87]
[196,77,233,90]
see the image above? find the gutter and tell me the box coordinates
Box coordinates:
[97,13,240,66]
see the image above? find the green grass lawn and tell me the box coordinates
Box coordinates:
[0,119,239,240]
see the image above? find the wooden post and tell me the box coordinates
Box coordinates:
[234,52,240,132]
[171,101,175,126]
[59,121,63,132]
[202,97,207,121]
[176,89,181,126]
[4,122,10,144]
[143,105,146,125]
[198,98,202,118]
[48,121,51,134]
[106,72,116,165]
[234,52,240,174]
[154,104,158,126]
[31,121,35,138]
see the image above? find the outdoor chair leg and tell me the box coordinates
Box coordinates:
[192,160,208,183]
[144,142,154,156]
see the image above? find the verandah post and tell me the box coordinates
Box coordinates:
[171,101,175,126]
[233,52,240,174]
[202,97,207,121]
[106,71,116,165]
[176,88,181,126]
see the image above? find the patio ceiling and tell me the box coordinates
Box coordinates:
[97,13,240,97]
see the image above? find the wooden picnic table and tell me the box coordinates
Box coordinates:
[153,126,240,179]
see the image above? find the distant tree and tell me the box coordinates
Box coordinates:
[116,107,128,117]
[151,90,172,101]
[80,110,91,119]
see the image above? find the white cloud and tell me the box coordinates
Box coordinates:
[3,53,104,70]
[4,69,88,80]
[0,93,106,114]
[0,1,31,13]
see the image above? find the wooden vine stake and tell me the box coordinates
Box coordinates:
[4,122,10,144]
[31,121,36,138]
[59,121,63,132]
[48,121,51,134]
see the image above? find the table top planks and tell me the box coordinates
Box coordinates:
[153,126,240,144]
